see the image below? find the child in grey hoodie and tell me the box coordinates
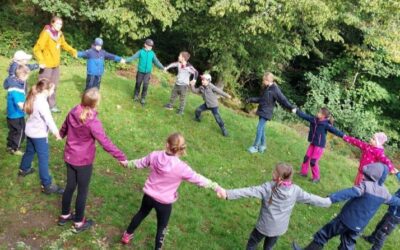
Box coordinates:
[218,163,331,250]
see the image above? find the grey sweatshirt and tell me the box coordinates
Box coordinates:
[227,182,331,237]
[190,83,229,108]
[165,62,198,86]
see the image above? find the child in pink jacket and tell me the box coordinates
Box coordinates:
[58,88,127,233]
[343,132,396,185]
[121,133,222,249]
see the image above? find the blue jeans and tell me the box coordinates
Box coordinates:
[85,75,102,90]
[253,117,267,147]
[369,212,400,250]
[195,103,225,128]
[313,217,359,250]
[20,137,52,186]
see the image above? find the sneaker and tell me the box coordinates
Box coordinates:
[11,149,24,156]
[18,168,35,177]
[58,213,75,226]
[194,117,201,122]
[311,179,320,184]
[42,184,64,195]
[140,99,146,106]
[73,218,94,234]
[133,96,139,102]
[362,235,375,244]
[50,107,61,113]
[221,128,229,137]
[247,146,258,154]
[258,145,267,153]
[121,231,134,244]
[164,104,173,110]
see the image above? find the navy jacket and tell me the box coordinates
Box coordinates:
[78,48,121,76]
[3,76,27,92]
[8,61,39,77]
[296,110,344,148]
[248,83,294,120]
[329,163,400,232]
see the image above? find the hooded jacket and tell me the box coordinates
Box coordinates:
[7,61,39,78]
[226,182,331,236]
[59,105,127,166]
[247,83,294,120]
[77,47,122,76]
[131,151,217,204]
[296,110,344,148]
[126,49,164,73]
[33,25,77,68]
[329,163,400,232]
[190,83,229,108]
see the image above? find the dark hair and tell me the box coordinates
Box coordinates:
[180,51,191,61]
[320,107,334,125]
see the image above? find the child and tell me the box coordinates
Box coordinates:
[292,107,344,183]
[77,38,125,91]
[58,88,128,233]
[33,16,78,113]
[246,72,295,153]
[126,39,164,105]
[6,50,39,78]
[121,133,223,248]
[292,163,400,250]
[363,180,400,250]
[18,79,64,195]
[5,65,30,155]
[190,73,231,136]
[343,132,395,185]
[164,51,198,115]
[218,163,331,250]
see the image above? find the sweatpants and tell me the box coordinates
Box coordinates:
[126,194,172,250]
[39,67,60,108]
[85,75,102,90]
[7,117,25,150]
[301,144,325,180]
[168,84,189,112]
[195,103,225,129]
[134,72,151,100]
[61,163,93,222]
[246,228,279,250]
[20,137,52,187]
[311,217,359,250]
[366,212,400,250]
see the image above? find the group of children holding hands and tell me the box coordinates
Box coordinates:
[3,16,400,250]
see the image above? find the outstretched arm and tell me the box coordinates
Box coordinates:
[152,55,164,69]
[327,125,345,138]
[164,62,179,71]
[77,50,89,59]
[127,153,152,169]
[126,51,140,63]
[296,188,331,207]
[104,51,122,62]
[211,84,230,98]
[274,86,295,110]
[247,97,260,103]
[295,110,315,123]
[60,35,77,57]
[226,183,271,200]
[329,185,363,203]
[343,135,369,150]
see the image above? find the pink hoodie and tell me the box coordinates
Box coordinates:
[343,135,394,185]
[60,105,127,166]
[133,150,216,204]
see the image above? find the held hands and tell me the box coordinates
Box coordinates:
[119,160,129,168]
[189,80,196,86]
[164,67,168,72]
[39,64,46,69]
[216,186,227,199]
[120,58,126,64]
[54,132,62,141]
[291,108,297,114]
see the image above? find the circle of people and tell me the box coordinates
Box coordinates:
[3,16,400,250]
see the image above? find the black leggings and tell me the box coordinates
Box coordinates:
[126,194,172,250]
[61,163,93,222]
[246,228,279,250]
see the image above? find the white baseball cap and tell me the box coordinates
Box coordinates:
[13,50,32,61]
[201,73,212,82]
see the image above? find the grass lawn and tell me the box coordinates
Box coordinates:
[0,55,399,249]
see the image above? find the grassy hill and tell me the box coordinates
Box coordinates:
[0,55,399,249]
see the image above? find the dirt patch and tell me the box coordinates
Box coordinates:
[116,67,161,85]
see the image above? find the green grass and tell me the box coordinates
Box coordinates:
[0,55,399,249]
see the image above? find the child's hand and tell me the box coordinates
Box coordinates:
[120,58,126,64]
[164,67,168,72]
[216,187,227,199]
[54,132,62,141]
[39,64,46,69]
[190,80,196,85]
[227,94,232,99]
[120,160,129,168]
[292,108,297,114]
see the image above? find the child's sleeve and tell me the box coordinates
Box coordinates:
[90,118,127,162]
[180,164,219,190]
[59,117,68,139]
[60,34,77,58]
[165,62,179,71]
[77,50,89,59]
[33,31,49,66]
[296,187,331,207]
[39,103,59,135]
[189,65,199,81]
[226,183,271,200]
[343,135,368,150]
[27,64,39,71]
[127,153,152,169]
[152,54,164,69]
[274,86,295,110]
[190,84,200,94]
[211,85,230,98]
[126,51,140,63]
[329,185,364,203]
[12,92,25,111]
[104,51,122,62]
[377,153,395,173]
[327,125,345,138]
[295,110,314,123]
[247,97,260,103]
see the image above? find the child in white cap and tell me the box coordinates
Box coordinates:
[7,50,39,79]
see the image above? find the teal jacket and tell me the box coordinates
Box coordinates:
[126,49,164,73]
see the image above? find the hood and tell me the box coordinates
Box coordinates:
[271,181,294,200]
[3,76,25,90]
[67,105,98,128]
[152,151,178,174]
[363,163,388,185]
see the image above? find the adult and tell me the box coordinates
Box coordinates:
[33,16,77,113]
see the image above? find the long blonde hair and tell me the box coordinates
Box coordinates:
[80,88,101,123]
[24,79,54,115]
[166,133,187,156]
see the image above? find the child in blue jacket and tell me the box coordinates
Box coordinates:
[78,38,125,90]
[292,107,344,183]
[292,163,400,250]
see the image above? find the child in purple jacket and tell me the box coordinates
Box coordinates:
[58,88,127,233]
[121,133,223,248]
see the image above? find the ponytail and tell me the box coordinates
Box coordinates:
[24,79,53,115]
[80,88,100,123]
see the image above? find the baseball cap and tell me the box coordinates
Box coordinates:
[201,73,212,82]
[13,50,32,61]
[145,39,154,47]
[94,38,103,46]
